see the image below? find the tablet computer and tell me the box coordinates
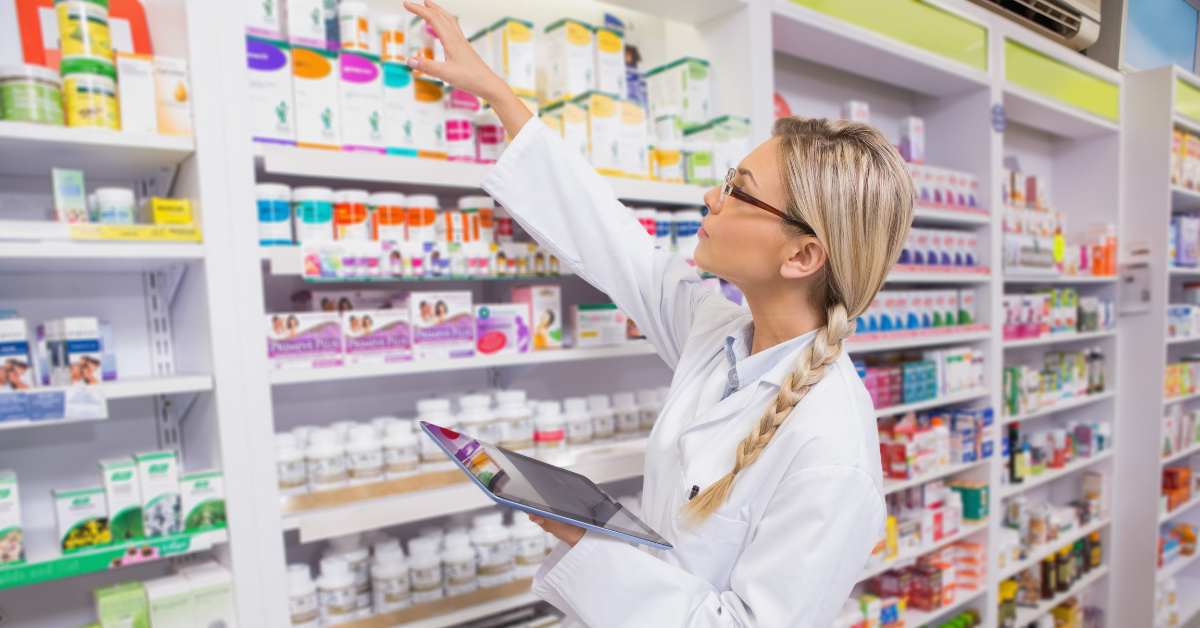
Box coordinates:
[419,421,672,550]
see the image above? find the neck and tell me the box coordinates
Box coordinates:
[740,280,825,356]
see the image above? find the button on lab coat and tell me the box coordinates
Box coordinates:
[482,119,886,628]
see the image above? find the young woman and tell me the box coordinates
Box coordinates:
[404,2,914,625]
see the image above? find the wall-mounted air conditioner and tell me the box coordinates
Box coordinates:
[968,0,1101,51]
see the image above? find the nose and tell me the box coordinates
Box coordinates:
[703,186,721,214]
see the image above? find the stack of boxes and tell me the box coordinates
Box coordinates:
[1002,348,1106,418]
[856,346,985,409]
[856,289,978,334]
[877,408,995,481]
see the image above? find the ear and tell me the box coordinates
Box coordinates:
[780,236,827,280]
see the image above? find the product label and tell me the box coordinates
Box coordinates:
[246,37,295,143]
[58,3,112,59]
[318,586,356,622]
[295,200,334,243]
[372,573,411,612]
[267,313,343,369]
[499,416,533,451]
[615,411,640,436]
[307,453,346,490]
[444,559,476,587]
[593,414,615,440]
[0,81,64,125]
[290,591,319,626]
[384,443,419,475]
[410,565,442,603]
[258,199,293,245]
[566,420,593,446]
[346,450,383,482]
[64,76,119,129]
[277,459,307,492]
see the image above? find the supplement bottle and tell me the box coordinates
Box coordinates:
[445,88,480,163]
[288,563,320,628]
[636,389,661,434]
[326,534,371,616]
[345,424,384,485]
[338,1,372,52]
[306,428,348,491]
[292,426,316,447]
[457,393,501,444]
[371,415,401,436]
[382,420,419,479]
[458,195,495,244]
[257,183,294,246]
[405,194,439,251]
[653,211,674,250]
[442,530,478,595]
[562,397,593,448]
[0,64,64,125]
[476,108,505,163]
[495,390,535,454]
[60,56,119,130]
[509,517,547,578]
[534,401,566,456]
[293,187,336,243]
[330,420,357,444]
[276,432,308,496]
[612,392,640,440]
[587,394,615,443]
[371,546,411,613]
[370,192,407,244]
[317,556,357,625]
[378,14,406,62]
[407,536,444,603]
[633,208,657,237]
[415,398,457,472]
[334,189,371,241]
[471,513,514,588]
[55,0,113,60]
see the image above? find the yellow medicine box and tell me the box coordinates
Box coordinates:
[141,198,193,225]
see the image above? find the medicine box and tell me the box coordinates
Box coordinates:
[900,116,924,164]
[115,53,159,134]
[246,36,296,145]
[593,26,625,96]
[475,303,532,356]
[53,486,109,553]
[52,168,88,223]
[545,18,595,104]
[180,470,226,532]
[154,57,193,136]
[407,291,476,360]
[512,285,563,350]
[286,0,326,48]
[571,304,628,348]
[0,470,23,565]
[841,100,870,124]
[489,18,536,93]
[574,91,622,175]
[45,317,101,386]
[143,574,195,628]
[645,57,710,125]
[412,77,447,158]
[99,457,144,542]
[683,121,720,186]
[292,45,342,150]
[244,0,282,38]
[140,198,193,225]
[95,581,149,628]
[382,61,418,157]
[715,116,752,174]
[178,562,238,628]
[342,309,411,365]
[541,100,588,160]
[0,319,35,390]
[293,289,395,311]
[340,50,386,153]
[133,451,181,537]
[619,100,650,178]
[266,312,344,370]
[1180,215,1200,267]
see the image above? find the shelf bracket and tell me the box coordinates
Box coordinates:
[154,392,198,465]
[143,265,185,377]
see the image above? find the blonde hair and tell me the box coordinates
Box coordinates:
[684,117,914,523]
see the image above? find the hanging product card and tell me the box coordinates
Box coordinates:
[382,61,417,157]
[293,46,342,150]
[339,51,386,153]
[246,36,296,145]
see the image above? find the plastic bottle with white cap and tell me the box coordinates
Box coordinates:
[415,398,457,472]
[471,512,514,587]
[636,389,661,434]
[534,401,566,456]
[288,563,320,628]
[611,392,640,440]
[562,397,593,448]
[587,394,615,443]
[371,544,411,613]
[382,420,419,479]
[495,390,534,454]
[326,533,371,616]
[509,516,547,578]
[345,424,384,485]
[442,530,478,595]
[317,556,357,625]
[276,432,308,496]
[632,208,657,237]
[406,536,443,603]
[457,393,501,444]
[305,428,348,491]
[653,210,675,250]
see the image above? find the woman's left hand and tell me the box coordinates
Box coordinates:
[528,514,585,547]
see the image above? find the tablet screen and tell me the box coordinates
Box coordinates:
[423,422,669,548]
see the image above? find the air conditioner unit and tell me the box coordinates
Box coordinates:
[968,0,1100,51]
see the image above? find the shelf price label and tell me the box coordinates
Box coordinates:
[69,224,203,242]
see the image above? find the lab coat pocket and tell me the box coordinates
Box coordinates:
[669,509,749,591]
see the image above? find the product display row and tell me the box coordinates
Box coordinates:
[868,540,987,612]
[1001,349,1108,418]
[864,478,989,582]
[876,407,994,480]
[999,531,1104,624]
[1163,464,1200,516]
[1165,360,1200,401]
[1162,404,1200,460]
[1160,522,1196,571]
[69,562,235,628]
[1001,487,1108,569]
[1002,291,1116,341]
[857,290,979,335]
[857,346,986,409]
[1002,421,1112,489]
[898,228,983,269]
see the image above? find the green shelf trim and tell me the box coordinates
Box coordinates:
[1177,78,1200,124]
[1005,39,1119,121]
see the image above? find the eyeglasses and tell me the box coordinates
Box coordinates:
[718,168,814,234]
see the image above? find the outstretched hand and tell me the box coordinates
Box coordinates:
[528,513,586,548]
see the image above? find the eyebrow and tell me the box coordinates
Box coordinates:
[737,168,759,192]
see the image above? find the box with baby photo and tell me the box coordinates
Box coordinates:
[266,312,344,370]
[406,291,475,360]
[343,309,412,365]
[0,319,36,391]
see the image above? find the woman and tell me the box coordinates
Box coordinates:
[404,3,913,625]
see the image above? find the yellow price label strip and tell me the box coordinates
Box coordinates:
[70,224,203,243]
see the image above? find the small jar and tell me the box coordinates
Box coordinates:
[406,536,443,604]
[287,564,319,628]
[338,1,373,52]
[54,0,113,60]
[275,432,307,496]
[562,397,593,448]
[0,64,64,125]
[509,517,547,578]
[305,428,347,492]
[60,56,119,129]
[611,392,640,440]
[588,394,615,442]
[293,186,335,243]
[415,398,457,472]
[371,547,411,613]
[441,531,477,595]
[471,513,513,588]
[344,424,384,485]
[457,393,500,444]
[94,187,135,225]
[382,421,419,479]
[378,14,406,62]
[316,556,357,626]
[534,401,565,456]
[256,183,293,246]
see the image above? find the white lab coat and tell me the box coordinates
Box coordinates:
[481,118,886,628]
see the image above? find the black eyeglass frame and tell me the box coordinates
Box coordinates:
[718,168,815,235]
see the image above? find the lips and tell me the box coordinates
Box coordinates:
[698,226,709,240]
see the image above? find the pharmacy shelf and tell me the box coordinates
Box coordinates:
[255,143,707,205]
[102,374,214,399]
[1167,335,1200,345]
[1164,441,1200,467]
[282,438,648,543]
[1003,329,1118,349]
[1002,82,1121,139]
[0,121,195,179]
[1001,390,1115,425]
[845,325,990,354]
[1169,266,1200,276]
[260,245,576,280]
[1161,492,1200,525]
[857,520,989,583]
[882,459,989,496]
[1172,185,1200,213]
[337,579,539,628]
[873,388,990,418]
[886,266,991,284]
[1165,390,1200,406]
[1013,565,1110,627]
[999,450,1113,498]
[1002,274,1119,285]
[1159,549,1200,583]
[0,241,205,273]
[911,204,992,227]
[907,588,987,628]
[998,518,1109,580]
[269,343,661,385]
[1179,576,1200,625]
[0,527,228,590]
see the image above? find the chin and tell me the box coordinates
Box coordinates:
[693,244,719,276]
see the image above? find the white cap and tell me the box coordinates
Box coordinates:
[473,512,505,529]
[563,397,588,414]
[495,390,527,405]
[95,187,136,204]
[612,392,636,410]
[255,183,291,200]
[458,195,494,210]
[636,389,658,405]
[288,563,312,582]
[346,424,378,445]
[308,428,340,447]
[319,556,350,578]
[459,393,491,409]
[675,209,704,222]
[0,63,61,84]
[587,394,610,411]
[444,530,472,548]
[372,538,401,556]
[416,398,452,416]
[384,421,417,441]
[633,208,657,219]
[334,189,370,204]
[377,13,404,30]
[536,401,561,418]
[292,186,334,202]
[369,192,406,207]
[655,210,674,222]
[407,536,439,556]
[329,533,363,552]
[371,416,401,433]
[276,432,299,451]
[406,194,439,209]
[339,1,368,16]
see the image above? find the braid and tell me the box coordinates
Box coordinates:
[683,303,854,524]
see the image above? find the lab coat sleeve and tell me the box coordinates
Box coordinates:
[532,466,885,628]
[481,118,739,369]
